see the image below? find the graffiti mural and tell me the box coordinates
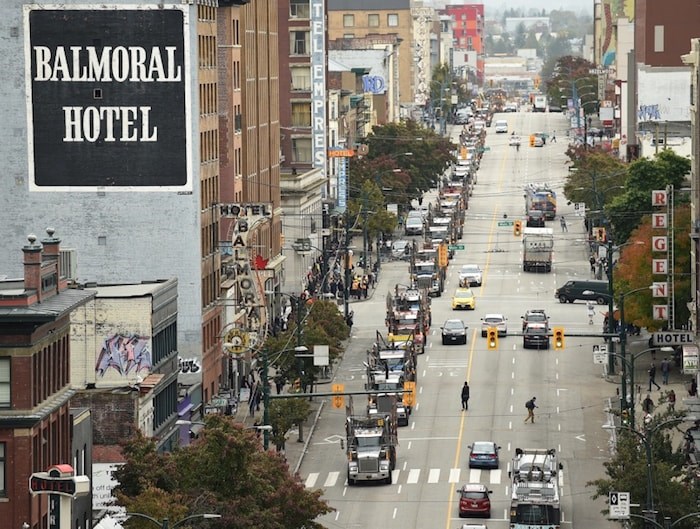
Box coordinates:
[599,0,635,67]
[95,334,152,377]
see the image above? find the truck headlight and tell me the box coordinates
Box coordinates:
[380,461,390,471]
[348,462,358,471]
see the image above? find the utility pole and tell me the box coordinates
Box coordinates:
[606,238,616,375]
[343,208,351,320]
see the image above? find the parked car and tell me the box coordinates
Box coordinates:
[458,483,492,518]
[458,264,483,287]
[481,314,507,337]
[468,441,500,469]
[452,288,476,310]
[521,309,549,331]
[442,319,468,345]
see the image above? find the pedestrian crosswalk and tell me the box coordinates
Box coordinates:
[303,467,504,489]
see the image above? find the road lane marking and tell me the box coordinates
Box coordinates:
[324,472,339,488]
[469,468,481,482]
[305,473,319,488]
[449,468,461,483]
[428,468,440,483]
[490,469,502,484]
[393,469,401,483]
[407,469,420,483]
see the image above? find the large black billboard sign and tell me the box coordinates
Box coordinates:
[24,6,191,190]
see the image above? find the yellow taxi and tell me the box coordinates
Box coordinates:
[451,287,476,310]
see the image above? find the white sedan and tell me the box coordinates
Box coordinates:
[508,135,521,146]
[458,264,483,287]
[481,314,507,337]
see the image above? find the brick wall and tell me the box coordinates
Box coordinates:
[71,391,136,445]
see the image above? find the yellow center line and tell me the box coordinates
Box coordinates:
[444,131,511,529]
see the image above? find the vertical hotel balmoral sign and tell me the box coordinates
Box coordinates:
[23,5,192,191]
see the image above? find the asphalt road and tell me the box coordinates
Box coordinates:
[299,113,618,529]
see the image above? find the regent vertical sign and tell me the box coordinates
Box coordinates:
[24,5,191,191]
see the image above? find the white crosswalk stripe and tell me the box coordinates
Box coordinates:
[305,472,319,489]
[302,467,563,489]
[324,471,339,488]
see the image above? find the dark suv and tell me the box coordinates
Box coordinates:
[522,309,549,331]
[526,210,545,227]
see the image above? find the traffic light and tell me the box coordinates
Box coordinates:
[513,220,522,237]
[332,383,344,409]
[529,135,535,147]
[438,243,448,267]
[553,327,565,350]
[487,328,499,350]
[595,227,606,241]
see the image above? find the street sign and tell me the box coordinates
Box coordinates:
[593,344,607,365]
[651,332,695,346]
[477,147,491,153]
[497,221,514,227]
[609,491,630,519]
[448,244,465,250]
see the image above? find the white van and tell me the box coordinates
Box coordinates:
[494,120,508,133]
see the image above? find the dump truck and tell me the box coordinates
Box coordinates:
[522,227,553,272]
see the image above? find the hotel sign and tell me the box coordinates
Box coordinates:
[24,5,191,191]
[311,0,326,170]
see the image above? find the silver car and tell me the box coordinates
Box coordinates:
[459,264,483,287]
[481,314,507,337]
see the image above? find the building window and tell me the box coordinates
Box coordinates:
[343,14,354,27]
[291,66,311,91]
[368,14,379,27]
[291,137,312,163]
[654,25,664,52]
[290,0,310,19]
[387,14,399,27]
[343,34,354,39]
[291,31,310,55]
[0,358,9,407]
[291,102,312,127]
[0,443,5,497]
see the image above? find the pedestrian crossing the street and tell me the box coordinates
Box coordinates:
[303,467,507,489]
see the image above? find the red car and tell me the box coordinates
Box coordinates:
[458,483,492,518]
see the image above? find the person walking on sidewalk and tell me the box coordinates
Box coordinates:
[461,381,470,410]
[560,216,567,232]
[551,130,557,143]
[661,357,670,384]
[648,362,661,391]
[524,397,538,423]
[668,389,676,411]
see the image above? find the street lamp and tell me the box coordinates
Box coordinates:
[602,417,685,528]
[124,512,221,529]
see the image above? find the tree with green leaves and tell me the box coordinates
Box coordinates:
[587,411,698,529]
[607,150,690,242]
[114,416,333,529]
[360,121,455,200]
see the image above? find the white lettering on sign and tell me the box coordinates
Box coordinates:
[653,305,668,320]
[310,0,326,171]
[652,258,668,274]
[33,45,182,82]
[63,106,157,142]
[652,236,668,252]
[651,190,667,206]
[652,213,667,229]
[652,282,668,297]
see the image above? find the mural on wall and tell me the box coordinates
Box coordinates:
[95,333,152,377]
[599,0,635,67]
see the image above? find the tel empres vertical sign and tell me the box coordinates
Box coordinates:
[24,5,192,191]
